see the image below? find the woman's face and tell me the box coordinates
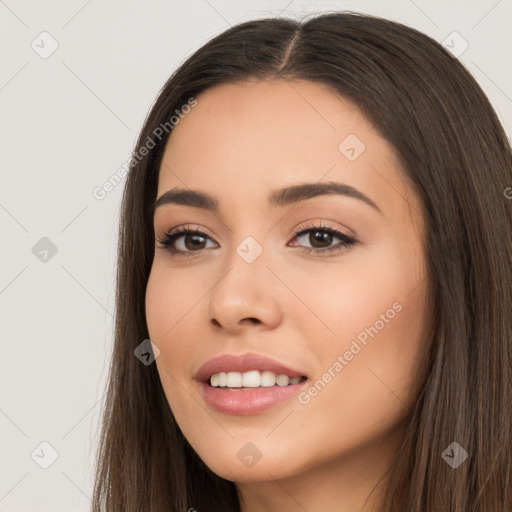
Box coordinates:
[145,79,430,485]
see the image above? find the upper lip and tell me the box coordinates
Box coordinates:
[195,352,307,383]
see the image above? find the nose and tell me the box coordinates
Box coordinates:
[207,255,283,334]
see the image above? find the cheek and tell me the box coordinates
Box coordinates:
[285,295,428,472]
[288,239,426,344]
[290,240,428,410]
[145,265,203,394]
[145,263,203,344]
[145,267,203,427]
[299,291,427,458]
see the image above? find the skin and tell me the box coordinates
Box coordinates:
[145,78,431,511]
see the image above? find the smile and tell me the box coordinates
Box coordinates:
[195,352,309,415]
[209,370,306,388]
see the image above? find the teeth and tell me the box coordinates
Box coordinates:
[242,370,260,387]
[275,374,290,386]
[226,372,242,387]
[260,371,276,387]
[209,370,304,388]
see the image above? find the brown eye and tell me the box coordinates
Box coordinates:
[157,227,217,257]
[182,233,207,251]
[308,230,334,249]
[290,223,357,256]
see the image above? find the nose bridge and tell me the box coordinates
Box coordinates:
[207,232,282,329]
[216,232,270,300]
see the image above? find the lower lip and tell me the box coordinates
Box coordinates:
[197,381,308,415]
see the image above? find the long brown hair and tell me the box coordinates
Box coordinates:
[91,11,512,511]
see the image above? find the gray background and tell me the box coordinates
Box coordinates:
[1,1,511,510]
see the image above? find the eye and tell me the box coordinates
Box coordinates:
[289,221,357,256]
[156,225,217,258]
[156,221,357,258]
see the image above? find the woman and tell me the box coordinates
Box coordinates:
[92,11,512,512]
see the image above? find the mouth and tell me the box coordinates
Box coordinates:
[195,353,309,415]
[208,370,307,389]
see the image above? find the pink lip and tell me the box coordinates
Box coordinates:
[194,352,309,416]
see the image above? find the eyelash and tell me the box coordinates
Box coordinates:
[156,222,357,258]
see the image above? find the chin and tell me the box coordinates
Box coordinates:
[203,457,294,483]
[187,436,310,483]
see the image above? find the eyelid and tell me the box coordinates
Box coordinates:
[156,224,219,247]
[292,219,356,241]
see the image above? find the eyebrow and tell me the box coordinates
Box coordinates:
[151,181,382,215]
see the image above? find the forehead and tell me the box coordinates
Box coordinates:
[157,79,414,220]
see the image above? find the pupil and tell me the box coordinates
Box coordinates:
[185,234,205,250]
[311,231,332,248]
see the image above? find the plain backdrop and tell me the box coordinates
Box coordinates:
[1,1,511,510]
